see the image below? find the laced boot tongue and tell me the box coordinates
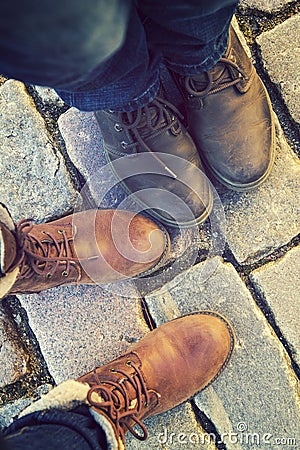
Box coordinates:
[79,354,158,442]
[125,102,168,140]
[11,220,79,282]
[13,222,50,276]
[189,62,232,93]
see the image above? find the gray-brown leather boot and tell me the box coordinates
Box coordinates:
[0,203,169,298]
[95,91,213,228]
[175,26,275,191]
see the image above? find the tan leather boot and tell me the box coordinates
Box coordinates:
[78,311,235,447]
[0,203,169,298]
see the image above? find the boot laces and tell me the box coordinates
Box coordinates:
[87,360,151,441]
[113,96,184,179]
[11,220,79,279]
[184,57,247,98]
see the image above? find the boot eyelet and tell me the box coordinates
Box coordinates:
[62,271,69,277]
[121,141,128,149]
[144,401,148,407]
[170,122,181,136]
[126,360,132,366]
[110,368,116,373]
[114,123,123,132]
[46,273,52,278]
[58,229,64,234]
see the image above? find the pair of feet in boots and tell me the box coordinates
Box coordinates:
[10,312,235,449]
[0,27,275,298]
[96,26,275,227]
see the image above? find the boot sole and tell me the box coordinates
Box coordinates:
[105,149,214,228]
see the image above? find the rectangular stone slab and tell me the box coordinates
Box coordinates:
[250,246,300,366]
[18,284,148,384]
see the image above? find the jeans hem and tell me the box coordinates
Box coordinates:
[113,74,160,112]
[58,70,160,112]
[164,35,229,76]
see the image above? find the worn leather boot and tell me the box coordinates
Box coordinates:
[0,203,169,298]
[95,91,213,228]
[18,312,234,449]
[175,26,275,191]
[78,311,235,447]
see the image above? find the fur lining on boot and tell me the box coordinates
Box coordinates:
[0,267,19,299]
[0,202,17,288]
[91,409,124,450]
[19,380,123,450]
[19,380,90,417]
[0,203,15,231]
[0,227,5,274]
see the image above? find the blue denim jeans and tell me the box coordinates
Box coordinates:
[0,0,237,112]
[2,406,108,450]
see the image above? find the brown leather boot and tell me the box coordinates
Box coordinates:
[175,26,275,191]
[0,203,169,298]
[78,311,234,447]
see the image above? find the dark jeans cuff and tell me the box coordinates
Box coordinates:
[3,406,108,450]
[165,26,229,76]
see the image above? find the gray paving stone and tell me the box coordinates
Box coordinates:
[0,79,77,222]
[58,108,126,207]
[0,384,51,429]
[0,397,32,429]
[219,124,300,264]
[126,403,216,450]
[239,0,294,12]
[33,86,65,107]
[257,15,300,124]
[250,246,300,366]
[0,305,28,387]
[17,284,149,384]
[145,258,300,450]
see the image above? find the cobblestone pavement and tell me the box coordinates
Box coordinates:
[0,2,299,449]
